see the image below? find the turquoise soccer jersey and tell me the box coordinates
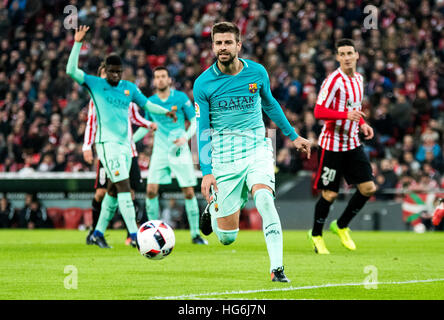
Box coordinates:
[193,58,299,176]
[145,89,195,153]
[82,74,148,146]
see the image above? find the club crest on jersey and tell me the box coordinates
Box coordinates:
[195,102,200,118]
[249,83,258,93]
[114,170,120,176]
[319,88,328,102]
[124,90,130,96]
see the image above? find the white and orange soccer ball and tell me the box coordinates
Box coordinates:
[137,220,175,260]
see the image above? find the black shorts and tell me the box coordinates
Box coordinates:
[314,145,374,192]
[95,157,143,190]
[129,156,143,190]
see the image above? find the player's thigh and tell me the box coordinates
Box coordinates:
[212,161,249,220]
[314,148,343,193]
[343,146,375,188]
[96,142,131,183]
[147,155,172,185]
[246,143,276,194]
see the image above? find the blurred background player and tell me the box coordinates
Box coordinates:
[432,199,444,227]
[83,62,150,247]
[308,39,377,254]
[194,22,311,282]
[66,26,176,249]
[133,66,207,245]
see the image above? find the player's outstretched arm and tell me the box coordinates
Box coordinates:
[133,127,150,143]
[292,136,311,159]
[66,26,90,84]
[143,101,177,122]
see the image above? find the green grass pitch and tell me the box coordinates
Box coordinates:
[0,229,443,300]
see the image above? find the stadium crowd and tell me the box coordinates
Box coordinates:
[0,0,443,205]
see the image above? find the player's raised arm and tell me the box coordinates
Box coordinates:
[66,25,90,84]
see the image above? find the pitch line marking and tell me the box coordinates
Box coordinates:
[153,278,444,300]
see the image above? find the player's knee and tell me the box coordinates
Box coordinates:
[146,184,158,199]
[360,183,377,197]
[147,191,157,199]
[95,188,107,202]
[322,190,338,202]
[183,188,195,200]
[217,229,238,245]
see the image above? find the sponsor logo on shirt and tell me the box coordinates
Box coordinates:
[216,96,255,111]
[195,102,200,118]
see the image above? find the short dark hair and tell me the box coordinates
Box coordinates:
[153,66,170,77]
[211,22,240,42]
[335,38,356,53]
[105,53,122,66]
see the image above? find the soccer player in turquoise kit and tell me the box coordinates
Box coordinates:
[66,26,176,248]
[133,66,207,245]
[194,22,311,282]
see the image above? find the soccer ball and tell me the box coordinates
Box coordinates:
[137,220,175,260]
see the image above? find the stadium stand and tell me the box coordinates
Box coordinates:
[0,0,443,229]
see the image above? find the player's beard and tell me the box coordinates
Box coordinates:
[217,51,235,66]
[157,84,169,92]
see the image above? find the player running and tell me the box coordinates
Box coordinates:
[66,26,176,249]
[83,63,150,247]
[194,22,311,282]
[308,38,377,254]
[133,66,207,245]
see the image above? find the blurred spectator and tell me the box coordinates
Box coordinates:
[389,91,413,138]
[18,193,53,229]
[415,130,442,164]
[0,0,440,191]
[161,198,184,229]
[374,159,399,200]
[0,196,17,228]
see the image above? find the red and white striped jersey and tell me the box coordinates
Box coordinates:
[315,68,365,152]
[83,100,151,157]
